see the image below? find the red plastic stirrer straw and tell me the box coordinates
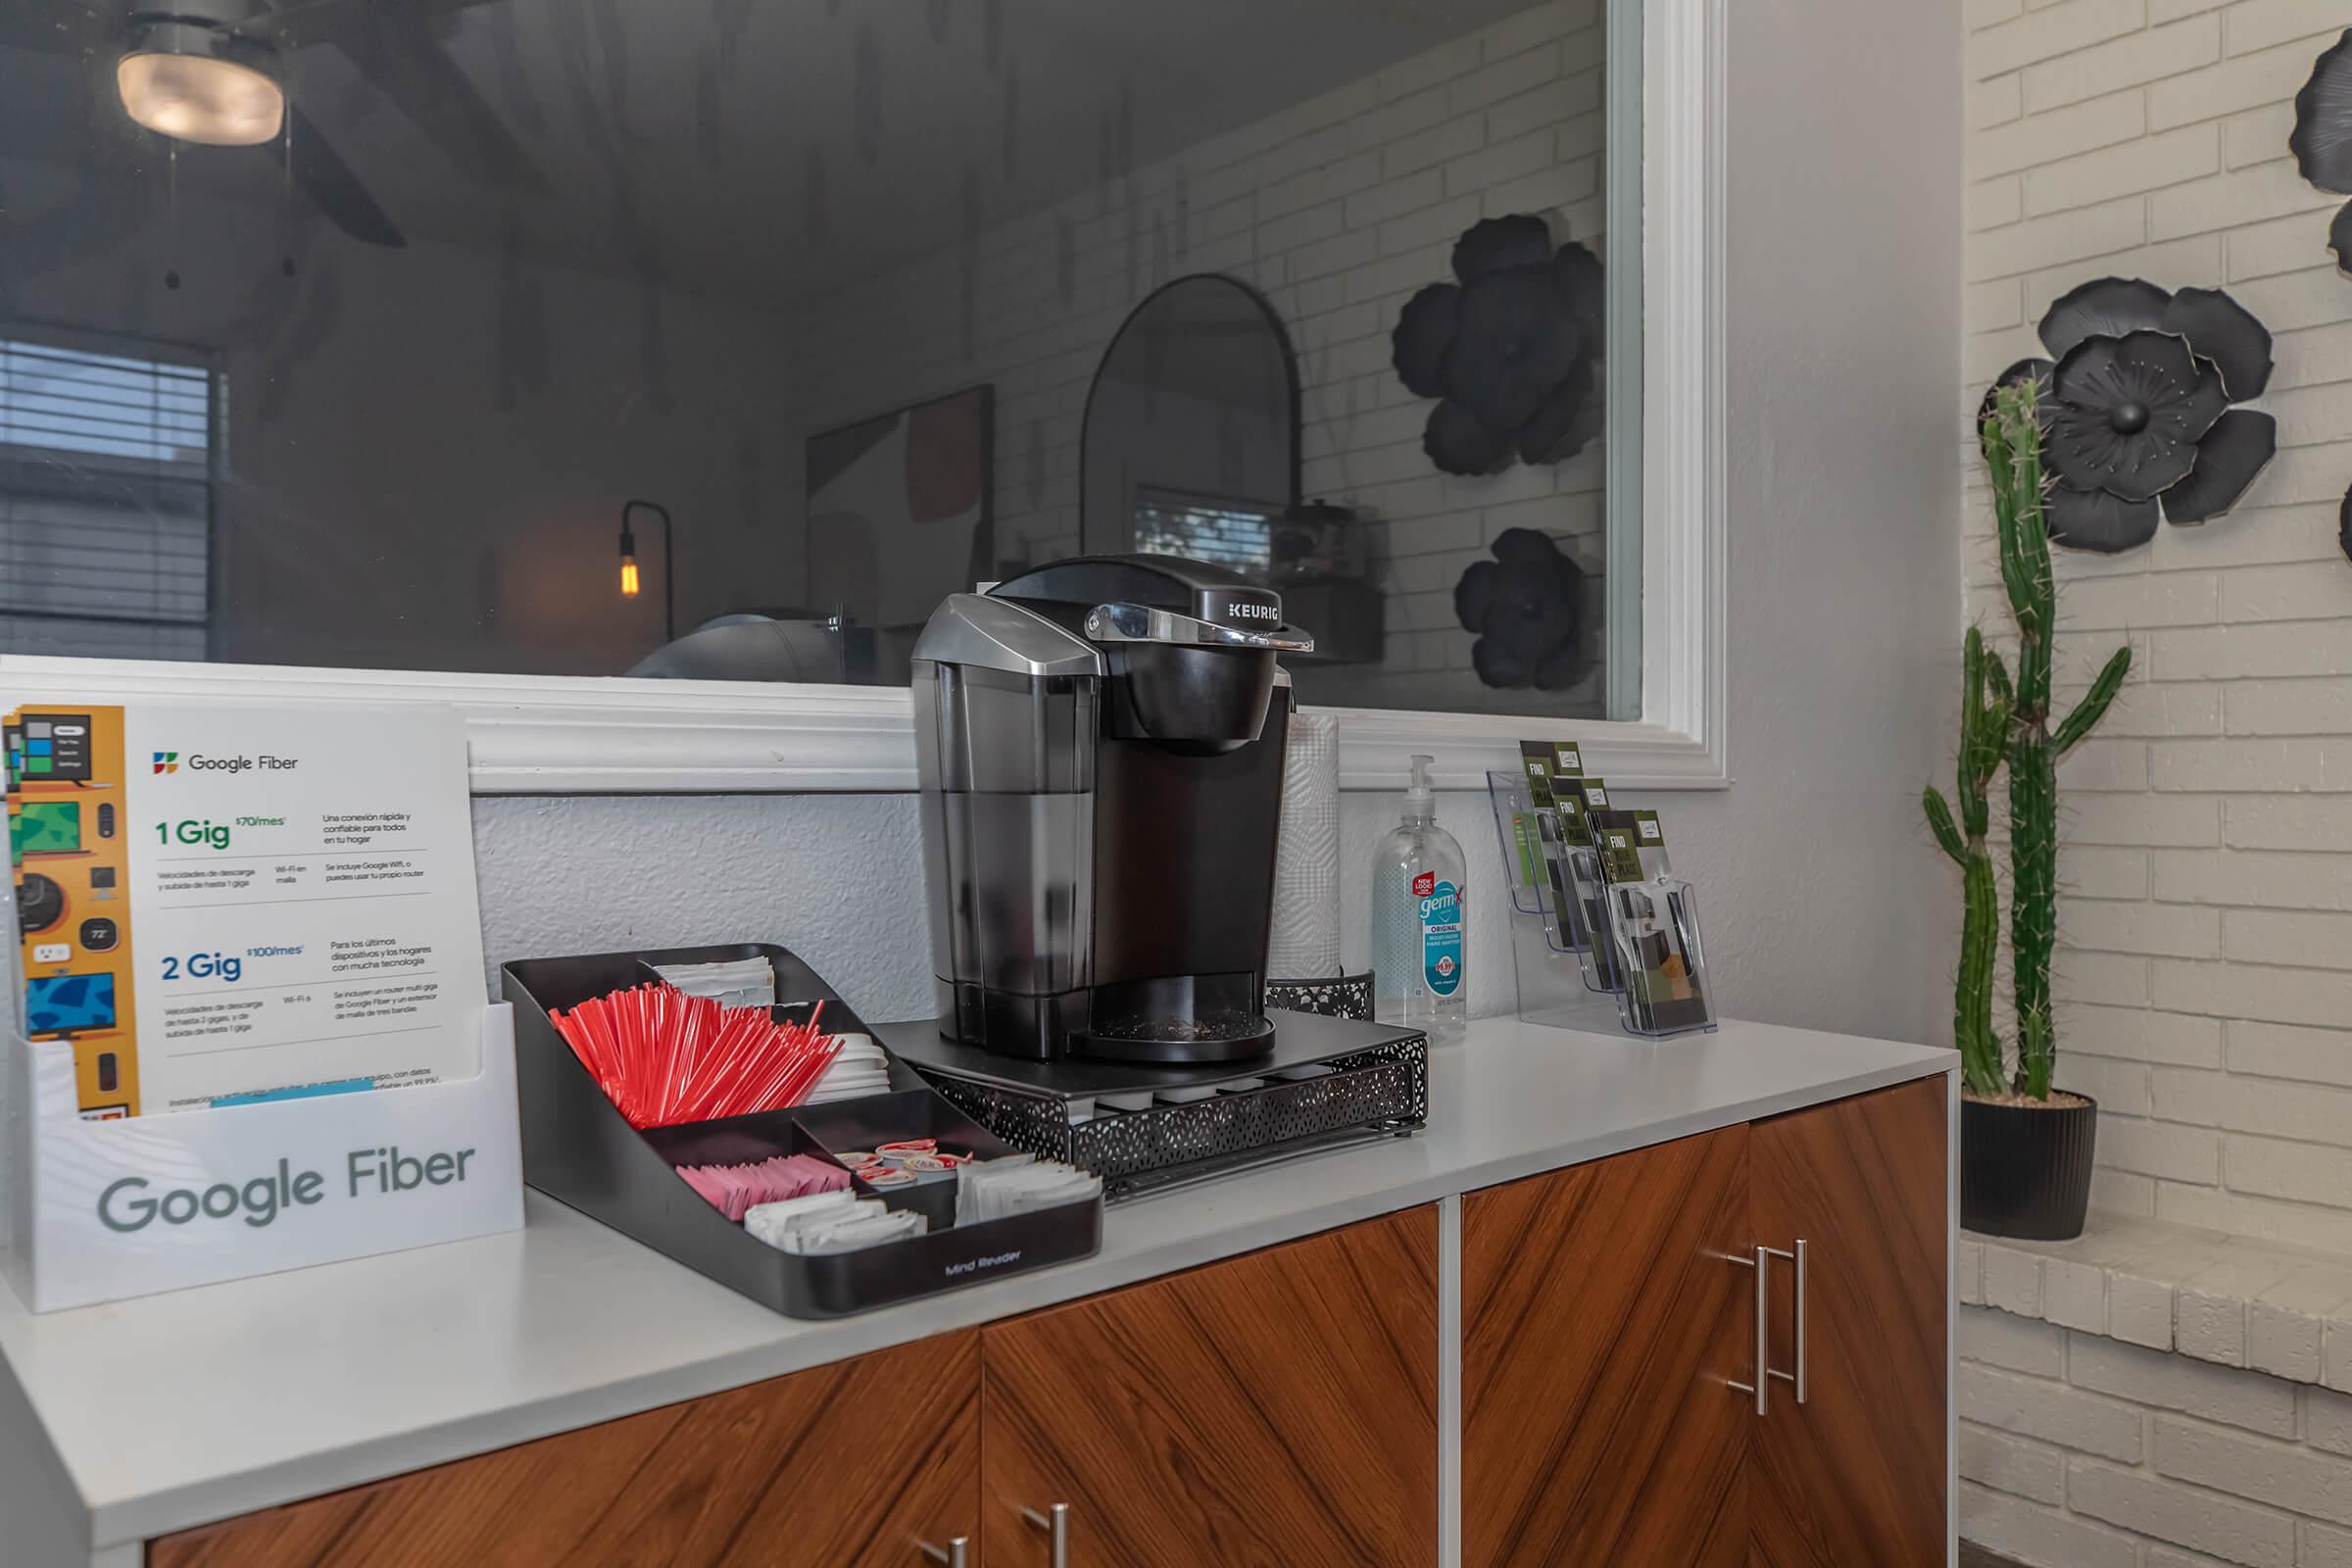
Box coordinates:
[550,984,842,1128]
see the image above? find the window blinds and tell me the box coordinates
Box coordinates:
[0,334,212,660]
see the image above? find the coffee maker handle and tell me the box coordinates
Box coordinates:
[1083,601,1314,654]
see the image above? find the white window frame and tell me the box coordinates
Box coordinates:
[0,0,1726,796]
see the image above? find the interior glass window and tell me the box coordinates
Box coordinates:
[0,0,1638,716]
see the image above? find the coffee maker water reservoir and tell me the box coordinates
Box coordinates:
[911,556,1312,1064]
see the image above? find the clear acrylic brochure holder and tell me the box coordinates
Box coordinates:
[1485,772,1622,1031]
[2,1005,523,1312]
[1599,874,1719,1038]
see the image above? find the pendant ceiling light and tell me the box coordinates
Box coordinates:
[117,14,285,147]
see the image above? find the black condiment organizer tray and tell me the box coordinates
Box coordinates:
[502,943,1102,1319]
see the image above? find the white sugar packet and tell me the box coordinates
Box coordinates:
[652,956,776,1010]
[742,1188,860,1250]
[778,1206,927,1254]
[956,1155,1100,1226]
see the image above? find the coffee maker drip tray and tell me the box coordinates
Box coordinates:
[1075,1009,1275,1064]
[1049,972,1277,1066]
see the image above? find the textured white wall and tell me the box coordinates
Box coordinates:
[471,792,935,1020]
[1632,0,1965,1046]
[467,788,1510,1022]
[1965,0,2352,1255]
[464,0,1966,1054]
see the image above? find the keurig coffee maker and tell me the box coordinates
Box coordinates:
[911,555,1312,1064]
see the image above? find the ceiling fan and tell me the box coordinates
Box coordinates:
[5,0,543,250]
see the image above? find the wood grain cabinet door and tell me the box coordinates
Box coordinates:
[1749,1075,1949,1568]
[1462,1125,1753,1568]
[148,1330,983,1568]
[979,1206,1439,1568]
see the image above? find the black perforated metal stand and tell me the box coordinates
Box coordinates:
[1265,972,1375,1020]
[882,1009,1427,1202]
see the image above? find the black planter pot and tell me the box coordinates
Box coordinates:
[1961,1092,2098,1241]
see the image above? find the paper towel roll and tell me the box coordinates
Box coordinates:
[1268,710,1342,979]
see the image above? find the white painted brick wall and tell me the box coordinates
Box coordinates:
[1961,1305,2352,1566]
[1964,0,2352,1262]
[1964,3,2352,1550]
[780,1,1614,714]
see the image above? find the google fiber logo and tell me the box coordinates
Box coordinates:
[152,753,178,774]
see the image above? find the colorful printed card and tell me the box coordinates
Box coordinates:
[8,701,485,1116]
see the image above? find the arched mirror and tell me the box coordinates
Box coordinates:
[1080,275,1298,570]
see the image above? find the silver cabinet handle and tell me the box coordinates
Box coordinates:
[1791,1238,1809,1404]
[1759,1244,1798,1404]
[1729,1242,1809,1413]
[1023,1501,1071,1568]
[917,1537,968,1568]
[1726,1245,1769,1415]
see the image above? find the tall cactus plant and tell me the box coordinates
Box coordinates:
[1982,379,2132,1100]
[1925,626,2012,1098]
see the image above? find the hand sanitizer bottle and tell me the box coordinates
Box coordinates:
[1372,753,1468,1045]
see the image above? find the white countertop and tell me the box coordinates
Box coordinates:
[0,1014,1950,1556]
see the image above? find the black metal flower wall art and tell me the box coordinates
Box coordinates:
[1982,277,2277,553]
[2291,29,2352,274]
[2047,331,2226,500]
[1392,214,1604,476]
[1452,526,1588,690]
